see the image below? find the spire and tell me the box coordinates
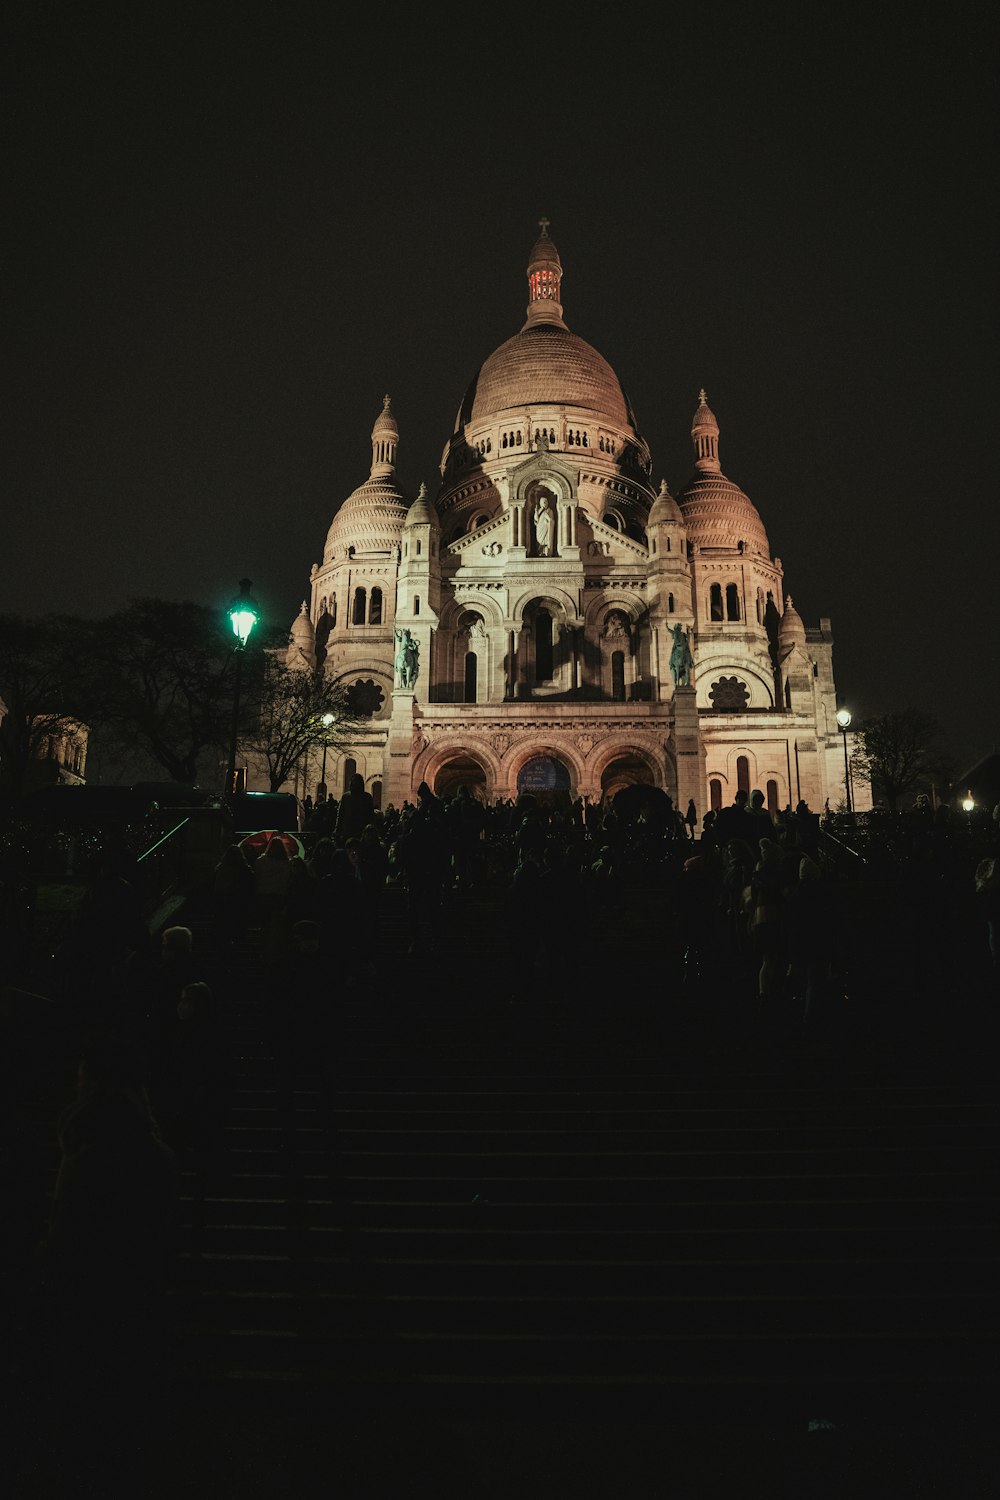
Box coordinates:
[523,217,567,330]
[691,389,721,474]
[370,394,399,477]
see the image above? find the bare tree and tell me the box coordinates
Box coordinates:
[851,709,944,811]
[83,600,237,784]
[243,660,367,793]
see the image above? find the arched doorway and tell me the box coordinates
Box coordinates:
[434,754,489,802]
[600,753,654,803]
[515,753,572,811]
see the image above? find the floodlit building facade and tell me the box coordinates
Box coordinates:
[283,224,864,815]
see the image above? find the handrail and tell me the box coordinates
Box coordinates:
[819,826,866,863]
[136,817,190,863]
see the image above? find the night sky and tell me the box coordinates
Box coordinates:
[6,4,997,771]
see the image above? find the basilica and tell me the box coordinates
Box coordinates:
[282,223,858,817]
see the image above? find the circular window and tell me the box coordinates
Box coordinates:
[346,679,385,718]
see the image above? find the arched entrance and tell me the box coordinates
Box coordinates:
[600,753,655,803]
[516,753,572,811]
[434,754,489,802]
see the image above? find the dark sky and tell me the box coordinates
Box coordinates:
[6,3,997,771]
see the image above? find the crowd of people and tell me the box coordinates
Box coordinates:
[2,774,999,1489]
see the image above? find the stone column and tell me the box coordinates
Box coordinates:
[672,684,705,814]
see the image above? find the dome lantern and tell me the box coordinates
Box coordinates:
[692,389,721,474]
[523,217,567,331]
[370,394,399,478]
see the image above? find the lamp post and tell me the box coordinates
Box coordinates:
[962,793,975,831]
[836,708,853,814]
[317,711,335,798]
[224,578,260,801]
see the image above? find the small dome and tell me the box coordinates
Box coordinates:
[528,222,562,268]
[649,479,683,526]
[691,389,719,434]
[290,601,314,642]
[326,474,409,555]
[779,594,807,651]
[372,393,398,438]
[405,482,437,527]
[678,472,770,554]
[679,391,770,554]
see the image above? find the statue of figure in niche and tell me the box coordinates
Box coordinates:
[603,610,629,641]
[393,627,419,689]
[533,495,555,557]
[669,622,694,688]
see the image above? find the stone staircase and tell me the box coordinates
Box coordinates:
[168,889,999,1448]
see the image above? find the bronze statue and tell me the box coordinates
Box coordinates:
[669,623,694,687]
[394,627,419,689]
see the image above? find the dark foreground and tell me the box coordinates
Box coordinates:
[4,864,999,1499]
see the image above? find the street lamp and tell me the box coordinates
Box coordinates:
[835,708,853,814]
[962,793,975,830]
[317,711,335,798]
[224,578,260,801]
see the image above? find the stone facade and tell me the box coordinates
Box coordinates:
[279,225,866,816]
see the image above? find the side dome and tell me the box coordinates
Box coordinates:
[678,391,770,555]
[649,479,684,526]
[325,397,409,558]
[778,594,807,654]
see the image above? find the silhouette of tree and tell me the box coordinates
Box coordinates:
[851,709,944,811]
[243,661,365,792]
[83,600,236,783]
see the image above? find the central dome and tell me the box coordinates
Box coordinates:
[460,324,631,429]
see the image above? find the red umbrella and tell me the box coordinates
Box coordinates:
[239,829,304,859]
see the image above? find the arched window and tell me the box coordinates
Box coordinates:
[464,651,478,703]
[352,588,366,625]
[534,609,553,681]
[710,779,723,810]
[736,756,750,794]
[766,779,779,813]
[369,587,383,625]
[611,650,625,702]
[668,593,675,613]
[416,539,422,555]
[784,679,792,709]
[330,595,337,627]
[343,757,356,791]
[414,595,420,616]
[710,583,723,621]
[726,583,740,621]
[756,588,764,624]
[372,780,383,810]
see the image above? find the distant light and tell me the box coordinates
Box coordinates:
[321,713,335,727]
[962,795,975,813]
[836,709,852,729]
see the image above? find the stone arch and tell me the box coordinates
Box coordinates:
[506,741,584,800]
[589,740,664,794]
[439,592,506,632]
[695,660,775,710]
[510,585,578,628]
[726,746,759,791]
[582,589,645,633]
[420,737,502,799]
[509,463,576,512]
